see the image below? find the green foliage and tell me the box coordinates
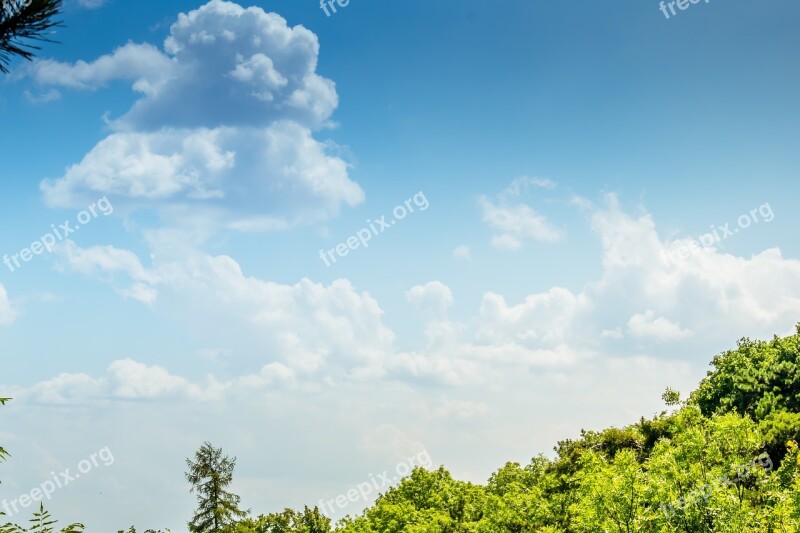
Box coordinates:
[0,504,83,533]
[0,0,62,73]
[186,442,247,533]
[662,387,681,406]
[692,324,800,466]
[224,507,331,533]
[186,442,249,533]
[693,324,800,420]
[339,467,485,532]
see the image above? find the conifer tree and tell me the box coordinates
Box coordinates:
[185,442,247,533]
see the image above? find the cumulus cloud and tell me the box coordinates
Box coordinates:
[55,236,396,379]
[479,197,563,251]
[43,193,800,389]
[56,241,155,282]
[589,194,800,342]
[406,281,454,320]
[627,310,691,341]
[0,283,19,326]
[21,360,226,404]
[0,284,18,326]
[29,1,362,228]
[27,42,173,92]
[108,359,219,400]
[25,372,105,404]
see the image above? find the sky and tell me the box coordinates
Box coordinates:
[0,0,799,529]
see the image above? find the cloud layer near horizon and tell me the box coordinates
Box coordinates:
[10,193,796,404]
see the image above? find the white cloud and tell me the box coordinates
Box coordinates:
[77,0,107,8]
[117,283,158,305]
[627,310,691,341]
[588,194,800,341]
[25,372,105,404]
[26,42,172,92]
[56,241,155,282]
[44,194,800,389]
[433,397,489,419]
[27,2,338,129]
[30,1,362,229]
[601,328,624,340]
[56,237,396,379]
[41,123,362,225]
[0,284,17,326]
[23,88,61,104]
[477,287,588,347]
[108,359,216,400]
[21,360,226,404]
[405,281,453,320]
[453,245,471,260]
[196,347,232,361]
[500,176,557,199]
[479,195,563,250]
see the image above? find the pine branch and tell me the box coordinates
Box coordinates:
[0,0,62,73]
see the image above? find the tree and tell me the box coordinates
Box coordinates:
[186,442,248,533]
[0,503,83,533]
[340,467,484,533]
[692,324,800,465]
[0,0,61,73]
[662,387,681,407]
[226,507,331,533]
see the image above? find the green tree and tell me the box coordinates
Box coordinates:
[573,448,649,532]
[662,388,681,407]
[0,0,61,73]
[227,507,331,533]
[692,324,800,465]
[186,442,248,533]
[339,467,484,533]
[476,459,548,532]
[0,503,83,533]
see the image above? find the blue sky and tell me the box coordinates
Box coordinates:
[1,0,799,529]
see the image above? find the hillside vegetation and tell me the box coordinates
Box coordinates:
[7,326,800,532]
